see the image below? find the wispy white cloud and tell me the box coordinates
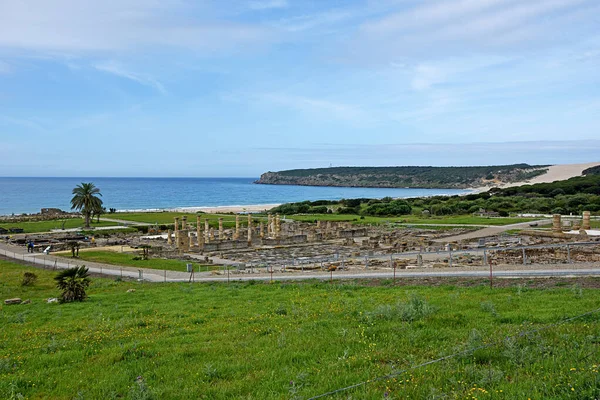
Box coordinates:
[248,0,288,10]
[94,61,166,94]
[275,8,358,32]
[0,0,274,53]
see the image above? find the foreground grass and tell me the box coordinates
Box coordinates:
[64,251,214,272]
[0,219,115,234]
[288,214,536,226]
[1,260,599,399]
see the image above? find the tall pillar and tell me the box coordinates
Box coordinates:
[267,214,272,234]
[275,214,281,238]
[174,217,180,233]
[167,229,173,245]
[218,218,224,240]
[260,222,264,238]
[196,216,202,247]
[582,211,591,230]
[181,216,187,230]
[552,214,562,233]
[210,228,215,241]
[247,214,253,244]
[204,219,210,243]
[234,215,240,240]
[187,231,192,251]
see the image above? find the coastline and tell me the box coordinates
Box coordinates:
[116,203,281,214]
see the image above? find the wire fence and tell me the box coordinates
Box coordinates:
[2,240,600,283]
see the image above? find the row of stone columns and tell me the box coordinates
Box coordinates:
[171,215,270,247]
[553,211,592,233]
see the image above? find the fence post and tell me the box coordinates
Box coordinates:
[164,269,167,282]
[449,249,452,267]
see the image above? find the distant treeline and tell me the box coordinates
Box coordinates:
[256,164,549,189]
[269,174,600,217]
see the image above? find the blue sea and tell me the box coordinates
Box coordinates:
[0,177,467,215]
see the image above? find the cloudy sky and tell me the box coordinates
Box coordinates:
[1,0,599,177]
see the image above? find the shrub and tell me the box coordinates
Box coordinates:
[21,272,38,286]
[54,266,91,303]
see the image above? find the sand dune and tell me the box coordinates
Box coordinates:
[475,161,600,192]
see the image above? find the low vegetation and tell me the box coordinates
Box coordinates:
[1,260,599,399]
[271,174,600,218]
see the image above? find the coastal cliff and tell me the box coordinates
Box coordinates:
[255,164,549,189]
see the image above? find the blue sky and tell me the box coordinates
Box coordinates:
[1,0,599,177]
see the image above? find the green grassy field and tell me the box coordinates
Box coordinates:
[107,212,267,228]
[0,219,115,234]
[64,251,215,272]
[287,214,536,226]
[1,260,599,399]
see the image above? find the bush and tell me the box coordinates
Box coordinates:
[21,272,38,286]
[54,266,91,303]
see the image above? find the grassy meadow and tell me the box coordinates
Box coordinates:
[1,260,599,399]
[63,250,216,272]
[0,219,115,234]
[108,212,257,227]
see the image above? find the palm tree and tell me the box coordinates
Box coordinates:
[93,206,107,223]
[54,266,91,302]
[70,182,103,228]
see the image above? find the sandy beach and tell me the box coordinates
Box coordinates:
[168,204,281,214]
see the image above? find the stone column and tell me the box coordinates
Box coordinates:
[275,214,281,238]
[267,214,272,235]
[552,214,562,233]
[582,211,591,230]
[234,215,240,240]
[218,218,224,240]
[181,216,187,230]
[174,217,180,233]
[187,231,192,251]
[204,219,210,243]
[260,222,264,238]
[196,216,202,247]
[316,220,321,229]
[167,229,173,245]
[247,214,253,244]
[210,228,215,241]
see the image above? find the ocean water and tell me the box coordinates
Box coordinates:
[0,177,466,215]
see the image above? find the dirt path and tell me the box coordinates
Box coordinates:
[433,219,550,242]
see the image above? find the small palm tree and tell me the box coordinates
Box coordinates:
[71,183,103,228]
[54,266,91,303]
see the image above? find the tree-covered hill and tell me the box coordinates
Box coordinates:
[256,164,549,189]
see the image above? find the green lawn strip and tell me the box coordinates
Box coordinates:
[0,219,116,234]
[108,212,268,227]
[287,214,537,226]
[1,260,599,399]
[70,251,215,272]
